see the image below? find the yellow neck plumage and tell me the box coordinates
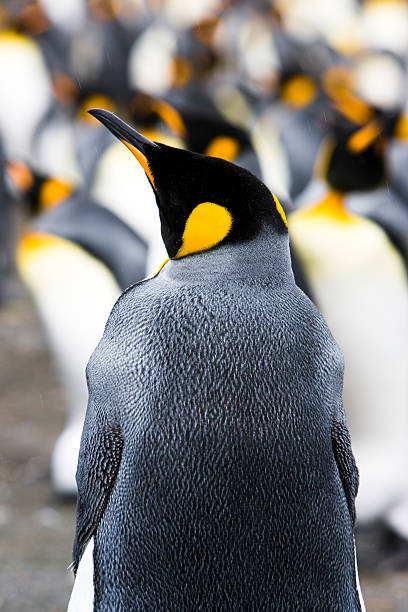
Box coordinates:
[304,190,353,222]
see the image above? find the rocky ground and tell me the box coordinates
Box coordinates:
[0,280,407,611]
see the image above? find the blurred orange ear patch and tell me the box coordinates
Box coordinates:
[89,0,121,20]
[7,161,34,192]
[322,65,354,100]
[394,114,408,140]
[205,136,240,161]
[39,178,73,210]
[332,90,374,125]
[171,56,192,88]
[52,72,78,105]
[19,3,49,36]
[194,15,220,45]
[121,139,157,190]
[175,202,233,259]
[78,95,116,122]
[347,120,382,153]
[280,75,317,110]
[152,100,187,139]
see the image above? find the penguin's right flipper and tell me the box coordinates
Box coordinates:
[73,425,123,574]
[331,405,359,526]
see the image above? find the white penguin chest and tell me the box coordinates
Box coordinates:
[289,213,408,441]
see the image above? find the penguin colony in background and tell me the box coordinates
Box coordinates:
[289,90,408,545]
[1,0,408,586]
[10,165,149,494]
[67,108,365,610]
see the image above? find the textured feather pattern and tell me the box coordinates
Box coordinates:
[73,427,123,573]
[331,419,359,526]
[74,232,362,611]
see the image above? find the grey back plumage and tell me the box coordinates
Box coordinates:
[74,228,362,611]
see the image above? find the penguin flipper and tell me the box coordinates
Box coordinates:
[73,426,123,574]
[331,406,359,526]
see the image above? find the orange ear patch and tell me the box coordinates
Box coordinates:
[332,90,374,125]
[347,120,382,153]
[280,75,317,110]
[322,65,354,100]
[193,15,219,45]
[394,114,408,140]
[6,161,34,192]
[171,56,192,88]
[175,202,233,259]
[205,136,240,161]
[151,100,187,139]
[39,178,73,210]
[52,71,78,105]
[78,94,116,123]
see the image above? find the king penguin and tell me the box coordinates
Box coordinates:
[9,164,148,496]
[68,108,365,611]
[288,101,408,544]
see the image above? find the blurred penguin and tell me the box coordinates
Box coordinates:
[288,79,408,551]
[132,88,262,178]
[0,26,52,158]
[8,162,149,495]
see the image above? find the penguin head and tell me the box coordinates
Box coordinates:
[6,161,74,214]
[89,108,287,259]
[150,94,252,162]
[320,84,407,192]
[131,91,253,166]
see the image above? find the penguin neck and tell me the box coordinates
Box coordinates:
[308,189,354,222]
[159,225,293,285]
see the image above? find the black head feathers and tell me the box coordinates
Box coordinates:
[89,108,287,259]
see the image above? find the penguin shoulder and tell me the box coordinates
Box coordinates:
[101,273,342,373]
[260,281,346,400]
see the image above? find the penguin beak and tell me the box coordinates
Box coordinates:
[88,108,158,190]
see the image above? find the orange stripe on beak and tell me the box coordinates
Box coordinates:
[121,139,157,190]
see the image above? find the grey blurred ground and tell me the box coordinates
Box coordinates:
[1,279,408,611]
[0,283,74,611]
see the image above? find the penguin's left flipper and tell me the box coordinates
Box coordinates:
[331,404,359,526]
[72,425,123,573]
